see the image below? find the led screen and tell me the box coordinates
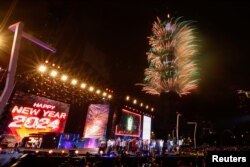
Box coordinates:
[75,138,99,149]
[142,116,151,140]
[115,109,141,137]
[83,104,109,138]
[6,91,70,139]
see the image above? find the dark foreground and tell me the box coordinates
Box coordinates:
[2,153,204,167]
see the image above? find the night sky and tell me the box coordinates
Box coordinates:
[1,0,250,123]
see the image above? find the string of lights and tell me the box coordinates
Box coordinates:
[1,62,156,112]
[124,95,154,112]
[124,105,154,118]
[13,61,112,104]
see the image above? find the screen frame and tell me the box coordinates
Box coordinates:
[115,109,141,137]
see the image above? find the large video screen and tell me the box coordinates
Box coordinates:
[7,91,70,139]
[115,109,141,137]
[142,116,151,140]
[83,104,109,138]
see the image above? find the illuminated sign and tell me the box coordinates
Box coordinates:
[115,109,141,137]
[83,104,109,138]
[7,91,70,139]
[142,116,151,140]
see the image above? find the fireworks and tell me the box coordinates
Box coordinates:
[140,17,199,96]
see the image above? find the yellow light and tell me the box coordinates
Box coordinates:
[140,103,143,107]
[0,33,7,49]
[108,94,112,99]
[0,34,3,46]
[89,86,94,92]
[146,105,149,109]
[75,150,79,154]
[61,75,68,81]
[50,70,58,77]
[151,108,154,112]
[71,79,78,85]
[38,65,47,73]
[102,92,107,97]
[80,83,87,89]
[96,89,101,94]
[61,150,65,153]
[35,150,39,153]
[126,96,130,101]
[133,99,137,104]
[48,150,53,154]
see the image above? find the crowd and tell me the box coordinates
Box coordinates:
[2,136,249,166]
[98,138,180,157]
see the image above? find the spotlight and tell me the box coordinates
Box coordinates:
[71,79,78,85]
[133,99,137,104]
[126,96,130,101]
[96,89,101,94]
[48,150,53,154]
[88,86,94,92]
[61,75,68,81]
[50,70,58,77]
[102,92,107,97]
[108,94,112,99]
[140,103,143,107]
[75,150,79,154]
[146,105,149,109]
[38,65,47,73]
[80,83,87,89]
[151,108,154,112]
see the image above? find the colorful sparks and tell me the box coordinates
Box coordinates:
[139,16,199,96]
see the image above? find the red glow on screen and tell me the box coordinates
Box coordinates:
[115,109,141,137]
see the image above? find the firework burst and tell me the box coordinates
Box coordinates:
[139,17,199,96]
